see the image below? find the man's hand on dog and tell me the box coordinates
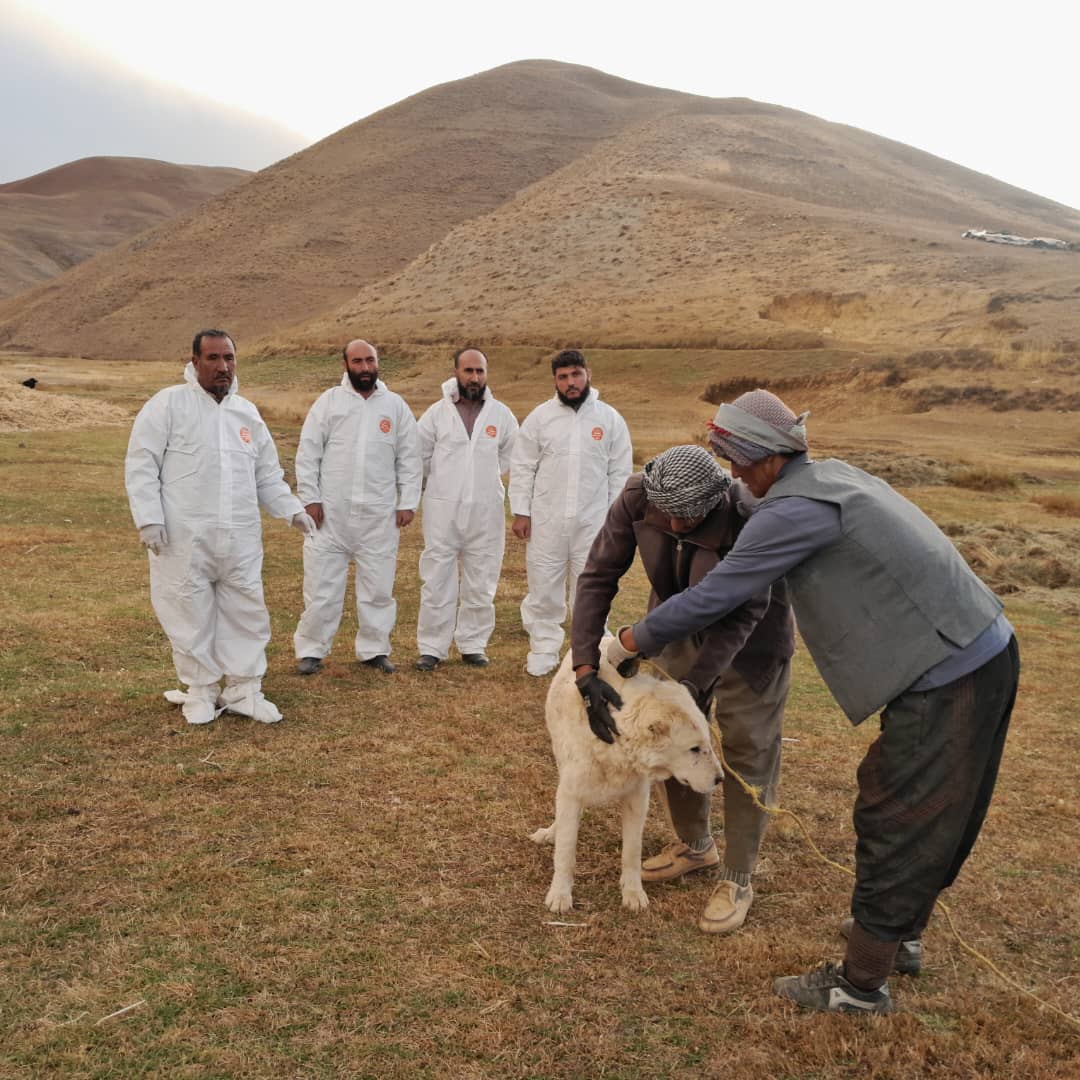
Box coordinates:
[574,671,623,743]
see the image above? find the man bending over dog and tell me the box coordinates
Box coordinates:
[571,444,794,934]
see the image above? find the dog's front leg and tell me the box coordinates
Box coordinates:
[619,781,650,911]
[545,783,582,913]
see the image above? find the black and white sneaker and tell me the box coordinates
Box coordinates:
[773,962,893,1014]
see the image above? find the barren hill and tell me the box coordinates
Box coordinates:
[0,157,250,300]
[278,101,1080,356]
[0,62,693,360]
[4,60,1079,362]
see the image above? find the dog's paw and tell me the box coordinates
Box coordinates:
[529,826,554,846]
[621,886,650,912]
[544,886,574,913]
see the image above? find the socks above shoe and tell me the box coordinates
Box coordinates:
[843,921,902,991]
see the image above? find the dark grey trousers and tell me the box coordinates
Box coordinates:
[850,636,1020,941]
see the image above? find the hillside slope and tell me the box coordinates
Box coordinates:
[0,61,693,359]
[0,157,250,299]
[276,101,1080,355]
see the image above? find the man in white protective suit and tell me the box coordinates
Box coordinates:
[125,329,316,726]
[510,349,633,677]
[414,347,518,671]
[292,339,422,675]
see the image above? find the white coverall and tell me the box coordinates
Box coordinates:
[416,378,518,659]
[292,376,421,661]
[509,388,632,674]
[125,363,303,707]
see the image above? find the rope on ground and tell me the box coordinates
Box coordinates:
[638,657,1078,1029]
[711,702,1080,1031]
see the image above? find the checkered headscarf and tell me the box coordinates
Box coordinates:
[642,445,732,519]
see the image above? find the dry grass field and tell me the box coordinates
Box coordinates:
[1,347,1077,1078]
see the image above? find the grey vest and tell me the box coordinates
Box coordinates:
[763,458,1003,724]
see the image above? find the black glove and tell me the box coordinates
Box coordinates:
[576,672,623,744]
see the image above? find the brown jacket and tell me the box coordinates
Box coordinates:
[570,474,795,695]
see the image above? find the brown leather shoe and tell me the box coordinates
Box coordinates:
[699,880,753,934]
[641,839,719,882]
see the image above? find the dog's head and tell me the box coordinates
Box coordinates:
[613,675,723,794]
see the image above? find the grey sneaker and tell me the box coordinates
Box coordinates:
[774,962,893,1015]
[840,917,922,976]
[641,839,720,882]
[415,654,441,671]
[461,652,489,667]
[297,657,322,676]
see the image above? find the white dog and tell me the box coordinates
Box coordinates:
[530,646,723,913]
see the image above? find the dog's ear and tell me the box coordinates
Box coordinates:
[646,717,671,740]
[640,700,676,742]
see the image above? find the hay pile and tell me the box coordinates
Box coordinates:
[943,519,1080,610]
[0,384,130,432]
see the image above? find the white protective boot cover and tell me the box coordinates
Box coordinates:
[526,651,560,677]
[164,683,222,725]
[219,678,282,724]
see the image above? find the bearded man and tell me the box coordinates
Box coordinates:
[510,349,632,677]
[414,347,518,670]
[292,339,421,675]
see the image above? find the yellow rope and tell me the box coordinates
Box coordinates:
[639,658,1079,1030]
[713,712,1080,1031]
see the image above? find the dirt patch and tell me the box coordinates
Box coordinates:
[899,348,998,372]
[700,366,860,406]
[903,384,1080,413]
[760,290,869,324]
[946,466,1019,492]
[1031,493,1080,517]
[0,384,129,431]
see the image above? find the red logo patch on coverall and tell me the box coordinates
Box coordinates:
[239,427,251,443]
[591,426,604,441]
[379,418,392,433]
[485,425,497,438]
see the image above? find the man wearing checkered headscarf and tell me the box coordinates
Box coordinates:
[571,445,795,936]
[642,444,731,520]
[613,388,1019,1016]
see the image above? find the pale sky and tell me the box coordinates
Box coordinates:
[4,0,1077,210]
